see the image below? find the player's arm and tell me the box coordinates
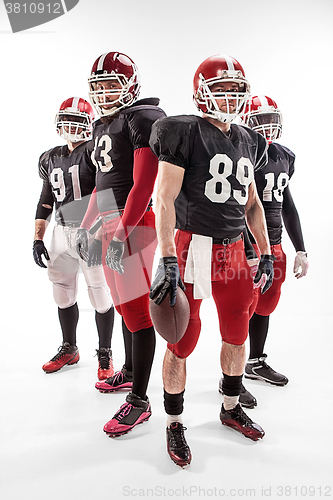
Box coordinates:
[113,147,158,242]
[282,186,308,278]
[150,161,186,305]
[245,181,270,255]
[33,180,53,267]
[245,181,274,293]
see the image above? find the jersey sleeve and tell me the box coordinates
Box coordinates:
[127,107,166,150]
[149,116,191,169]
[84,140,98,175]
[38,149,51,181]
[282,145,296,178]
[254,133,269,171]
[36,150,54,220]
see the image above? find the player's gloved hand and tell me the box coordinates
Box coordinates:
[87,239,102,267]
[106,239,125,274]
[33,240,50,268]
[76,228,89,261]
[293,251,309,279]
[247,257,260,280]
[253,254,276,294]
[149,256,186,307]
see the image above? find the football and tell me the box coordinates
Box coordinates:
[149,287,190,344]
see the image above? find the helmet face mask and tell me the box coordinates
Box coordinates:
[88,52,141,117]
[193,55,251,123]
[240,96,282,143]
[55,98,94,143]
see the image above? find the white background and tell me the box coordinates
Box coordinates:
[0,1,332,499]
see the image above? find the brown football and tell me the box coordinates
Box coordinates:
[149,287,190,344]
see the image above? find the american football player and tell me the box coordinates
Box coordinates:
[149,55,274,467]
[241,95,308,388]
[33,97,114,380]
[75,52,166,437]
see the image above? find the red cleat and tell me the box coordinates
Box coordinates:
[220,403,265,441]
[166,422,192,467]
[95,365,133,392]
[96,348,114,380]
[42,342,79,373]
[103,393,151,437]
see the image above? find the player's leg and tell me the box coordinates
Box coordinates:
[246,244,288,386]
[163,230,201,467]
[101,213,156,436]
[79,254,115,380]
[163,349,191,468]
[43,226,80,373]
[212,241,264,440]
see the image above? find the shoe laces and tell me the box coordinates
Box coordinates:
[169,423,188,449]
[96,349,112,370]
[229,404,253,427]
[105,370,124,386]
[114,402,134,422]
[50,343,71,362]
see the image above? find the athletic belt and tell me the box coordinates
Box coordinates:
[212,234,242,245]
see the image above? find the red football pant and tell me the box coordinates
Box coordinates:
[101,210,157,333]
[167,230,254,359]
[251,243,286,316]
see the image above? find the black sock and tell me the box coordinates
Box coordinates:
[164,389,185,415]
[95,306,114,349]
[58,303,79,346]
[222,373,243,396]
[122,318,133,372]
[249,313,270,359]
[131,326,156,400]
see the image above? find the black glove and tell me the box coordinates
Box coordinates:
[87,239,103,267]
[253,254,276,294]
[76,228,89,261]
[105,239,125,274]
[33,240,50,268]
[149,256,185,306]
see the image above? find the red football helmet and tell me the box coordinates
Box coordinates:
[88,52,141,117]
[240,95,282,143]
[193,55,251,123]
[55,97,94,142]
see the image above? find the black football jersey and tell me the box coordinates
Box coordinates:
[91,98,166,213]
[253,142,295,245]
[37,141,96,225]
[150,115,268,239]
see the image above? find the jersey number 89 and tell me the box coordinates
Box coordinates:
[205,154,254,205]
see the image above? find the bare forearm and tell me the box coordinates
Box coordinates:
[246,203,270,255]
[34,218,49,241]
[155,195,177,257]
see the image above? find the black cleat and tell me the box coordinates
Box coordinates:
[166,422,192,467]
[245,354,288,386]
[220,403,265,441]
[218,378,257,409]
